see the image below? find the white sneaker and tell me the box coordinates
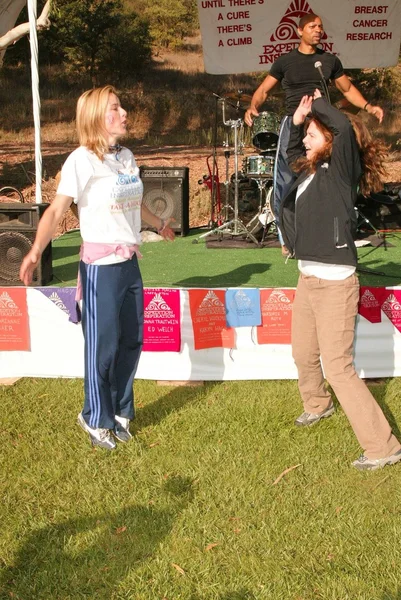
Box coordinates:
[77,413,116,450]
[352,448,401,471]
[294,403,335,427]
[114,415,132,443]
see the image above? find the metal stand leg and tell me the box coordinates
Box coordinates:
[194,100,260,246]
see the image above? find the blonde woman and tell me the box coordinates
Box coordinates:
[20,86,174,450]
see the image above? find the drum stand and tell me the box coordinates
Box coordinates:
[245,177,274,238]
[194,100,259,245]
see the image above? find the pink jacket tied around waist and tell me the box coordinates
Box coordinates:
[75,242,142,301]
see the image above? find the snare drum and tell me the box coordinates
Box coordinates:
[243,155,274,178]
[252,111,280,151]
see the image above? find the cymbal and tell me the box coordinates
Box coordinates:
[224,92,253,106]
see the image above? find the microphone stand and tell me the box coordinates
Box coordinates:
[315,62,331,104]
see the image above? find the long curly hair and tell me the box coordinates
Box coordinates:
[292,114,388,196]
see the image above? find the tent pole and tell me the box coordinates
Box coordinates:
[27,0,42,204]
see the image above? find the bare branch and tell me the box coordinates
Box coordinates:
[0,0,51,51]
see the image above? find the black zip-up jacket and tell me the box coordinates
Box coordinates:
[279,97,362,266]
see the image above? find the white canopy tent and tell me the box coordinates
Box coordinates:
[0,0,51,204]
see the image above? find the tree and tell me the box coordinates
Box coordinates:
[41,0,151,83]
[126,0,198,49]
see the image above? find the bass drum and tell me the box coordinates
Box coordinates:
[246,186,275,235]
[252,111,280,151]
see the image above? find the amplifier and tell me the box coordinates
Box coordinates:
[0,203,53,286]
[140,166,190,236]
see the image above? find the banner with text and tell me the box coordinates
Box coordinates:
[225,288,262,327]
[0,288,30,351]
[189,289,235,350]
[257,288,296,345]
[358,286,385,323]
[381,290,401,334]
[197,0,401,74]
[37,287,80,324]
[143,288,181,352]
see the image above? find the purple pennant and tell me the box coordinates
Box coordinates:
[37,287,81,324]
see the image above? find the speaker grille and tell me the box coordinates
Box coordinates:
[0,231,32,281]
[0,204,53,285]
[140,167,189,236]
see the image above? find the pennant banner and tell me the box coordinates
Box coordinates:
[381,290,401,333]
[0,288,30,351]
[225,288,261,328]
[143,288,181,352]
[257,288,295,345]
[197,0,401,74]
[358,286,385,323]
[189,289,235,350]
[37,287,80,324]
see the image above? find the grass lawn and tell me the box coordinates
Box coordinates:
[51,228,401,289]
[2,377,401,599]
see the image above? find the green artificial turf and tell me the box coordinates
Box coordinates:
[51,228,401,289]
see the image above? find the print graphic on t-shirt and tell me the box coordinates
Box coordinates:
[110,168,142,214]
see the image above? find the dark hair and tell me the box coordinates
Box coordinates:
[346,113,388,195]
[292,114,388,196]
[299,13,321,30]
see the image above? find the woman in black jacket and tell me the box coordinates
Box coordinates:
[280,91,401,471]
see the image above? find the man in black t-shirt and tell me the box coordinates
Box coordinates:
[244,13,383,255]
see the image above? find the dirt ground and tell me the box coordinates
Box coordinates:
[1,142,401,238]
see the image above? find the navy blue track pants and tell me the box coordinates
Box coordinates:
[80,256,144,429]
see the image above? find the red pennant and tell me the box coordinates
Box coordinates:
[0,288,30,351]
[358,286,385,323]
[257,288,295,345]
[381,290,401,333]
[189,289,235,350]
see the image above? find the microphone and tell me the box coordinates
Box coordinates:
[314,60,324,79]
[314,60,331,104]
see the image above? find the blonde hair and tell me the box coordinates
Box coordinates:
[76,85,118,161]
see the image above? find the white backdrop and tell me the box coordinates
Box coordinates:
[197,0,401,74]
[2,287,401,381]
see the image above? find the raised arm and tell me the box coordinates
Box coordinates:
[286,95,312,166]
[244,75,279,127]
[311,96,362,185]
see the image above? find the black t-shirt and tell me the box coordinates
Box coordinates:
[269,48,344,115]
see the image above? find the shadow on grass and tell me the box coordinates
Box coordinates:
[189,592,257,600]
[372,388,401,442]
[382,590,401,600]
[134,381,221,431]
[174,262,270,288]
[1,476,194,600]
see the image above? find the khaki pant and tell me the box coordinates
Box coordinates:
[292,273,401,459]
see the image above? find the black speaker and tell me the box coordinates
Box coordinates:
[140,166,189,236]
[0,203,53,286]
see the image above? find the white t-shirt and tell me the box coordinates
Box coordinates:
[57,146,143,265]
[295,173,355,280]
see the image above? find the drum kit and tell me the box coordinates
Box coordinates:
[195,91,280,246]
